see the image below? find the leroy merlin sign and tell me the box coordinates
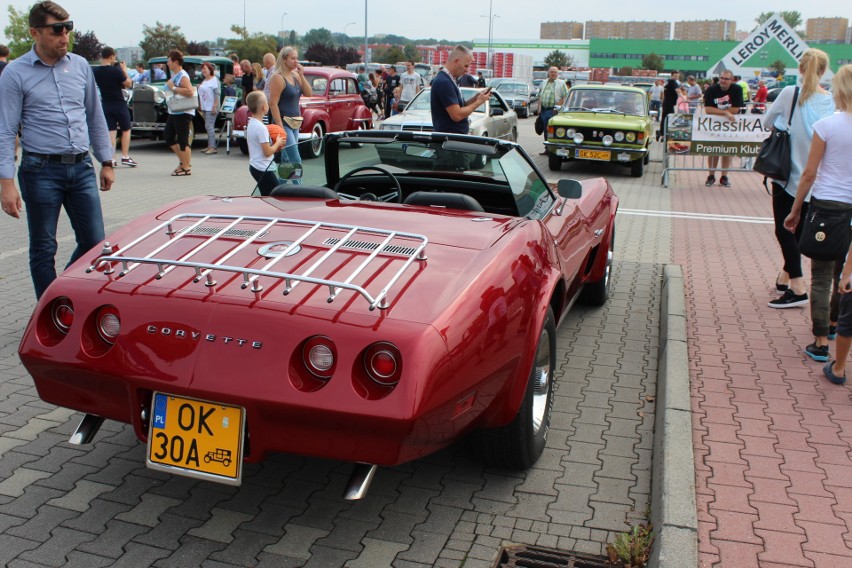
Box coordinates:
[709,14,832,79]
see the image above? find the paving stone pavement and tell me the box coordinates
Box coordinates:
[0,120,670,567]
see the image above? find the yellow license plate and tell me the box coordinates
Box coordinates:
[147,392,245,485]
[576,149,611,161]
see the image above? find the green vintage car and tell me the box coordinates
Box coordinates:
[545,85,653,178]
[129,56,241,145]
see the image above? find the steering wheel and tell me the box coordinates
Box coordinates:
[333,166,403,203]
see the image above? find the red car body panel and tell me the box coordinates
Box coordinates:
[19,175,616,468]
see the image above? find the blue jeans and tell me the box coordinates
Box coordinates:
[540,108,555,140]
[18,153,105,299]
[281,124,303,185]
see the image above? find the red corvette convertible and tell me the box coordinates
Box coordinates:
[18,131,617,499]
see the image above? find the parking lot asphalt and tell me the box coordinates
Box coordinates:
[0,119,672,568]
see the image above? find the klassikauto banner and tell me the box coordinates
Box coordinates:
[665,113,771,157]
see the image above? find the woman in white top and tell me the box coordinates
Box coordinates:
[198,62,220,154]
[766,49,834,313]
[785,63,852,365]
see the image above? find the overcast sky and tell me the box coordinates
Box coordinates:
[0,1,846,48]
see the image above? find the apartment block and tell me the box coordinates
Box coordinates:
[540,21,584,40]
[585,21,670,40]
[674,20,736,41]
[806,17,848,43]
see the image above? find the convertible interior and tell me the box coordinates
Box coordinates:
[257,134,555,219]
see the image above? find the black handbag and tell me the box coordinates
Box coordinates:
[798,203,852,262]
[753,87,798,182]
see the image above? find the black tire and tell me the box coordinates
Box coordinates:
[643,149,650,165]
[548,152,562,171]
[579,225,615,306]
[630,157,644,177]
[237,138,248,155]
[349,121,366,148]
[469,307,556,470]
[187,121,195,147]
[300,122,325,159]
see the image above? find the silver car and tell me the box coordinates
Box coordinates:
[379,87,518,142]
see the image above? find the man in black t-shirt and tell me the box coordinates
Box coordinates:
[430,45,491,135]
[93,47,137,167]
[658,70,680,140]
[702,70,743,187]
[382,66,400,119]
[239,60,254,104]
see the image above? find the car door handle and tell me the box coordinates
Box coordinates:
[594,229,604,238]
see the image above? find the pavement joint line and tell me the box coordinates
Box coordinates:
[650,264,698,568]
[618,210,773,224]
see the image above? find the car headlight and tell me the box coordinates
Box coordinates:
[602,135,613,146]
[573,133,584,145]
[614,131,625,142]
[153,90,166,104]
[566,128,576,138]
[555,127,566,138]
[625,132,637,143]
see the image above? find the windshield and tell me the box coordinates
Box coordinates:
[254,136,553,218]
[497,83,529,95]
[564,89,646,116]
[405,88,486,114]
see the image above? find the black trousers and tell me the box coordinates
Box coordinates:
[772,182,809,280]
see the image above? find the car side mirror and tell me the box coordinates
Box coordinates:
[491,108,504,116]
[556,179,582,199]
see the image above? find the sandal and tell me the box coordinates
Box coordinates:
[171,167,191,176]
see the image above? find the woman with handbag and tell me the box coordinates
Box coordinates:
[765,49,834,311]
[784,64,852,364]
[164,50,195,176]
[268,46,312,184]
[198,62,220,155]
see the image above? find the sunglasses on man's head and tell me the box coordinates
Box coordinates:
[35,21,73,35]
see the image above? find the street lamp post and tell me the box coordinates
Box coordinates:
[481,1,498,71]
[280,12,288,42]
[364,0,369,63]
[344,21,356,40]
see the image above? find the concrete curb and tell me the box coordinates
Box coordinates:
[650,264,698,567]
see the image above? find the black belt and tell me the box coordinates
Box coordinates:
[23,151,89,164]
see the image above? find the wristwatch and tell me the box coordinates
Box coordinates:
[101,161,114,168]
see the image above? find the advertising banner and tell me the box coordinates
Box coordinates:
[665,113,771,157]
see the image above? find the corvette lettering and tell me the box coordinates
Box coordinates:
[146,325,262,349]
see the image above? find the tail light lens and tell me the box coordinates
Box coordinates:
[364,342,402,386]
[96,306,121,344]
[51,298,74,335]
[302,336,336,380]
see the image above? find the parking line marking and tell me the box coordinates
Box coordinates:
[618,208,773,224]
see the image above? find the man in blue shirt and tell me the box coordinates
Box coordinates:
[0,1,114,299]
[430,45,491,135]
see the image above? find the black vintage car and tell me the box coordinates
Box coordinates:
[129,56,241,145]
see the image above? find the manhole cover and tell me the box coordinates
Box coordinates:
[492,544,618,568]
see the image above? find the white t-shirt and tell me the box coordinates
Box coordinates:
[811,112,852,204]
[198,76,220,112]
[247,117,273,171]
[649,85,663,102]
[399,71,421,102]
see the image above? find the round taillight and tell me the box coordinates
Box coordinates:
[51,298,74,334]
[96,306,120,344]
[364,342,402,386]
[303,336,336,380]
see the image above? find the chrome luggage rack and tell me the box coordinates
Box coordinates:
[86,213,428,310]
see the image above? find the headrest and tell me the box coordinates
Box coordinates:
[269,185,339,199]
[403,191,485,212]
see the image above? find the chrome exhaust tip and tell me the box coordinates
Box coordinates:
[68,414,105,445]
[343,463,377,500]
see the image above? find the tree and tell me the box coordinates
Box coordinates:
[403,44,420,62]
[617,66,634,77]
[186,41,210,56]
[302,27,334,48]
[4,5,33,58]
[543,50,570,69]
[71,30,102,62]
[139,21,187,61]
[336,46,361,67]
[641,52,664,72]
[288,30,298,48]
[304,43,336,66]
[225,26,278,65]
[769,59,787,77]
[755,11,803,32]
[372,46,405,65]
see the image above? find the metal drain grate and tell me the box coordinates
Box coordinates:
[181,226,267,239]
[323,238,419,257]
[492,545,617,568]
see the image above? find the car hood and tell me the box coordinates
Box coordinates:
[64,196,526,327]
[551,112,649,129]
[382,109,433,126]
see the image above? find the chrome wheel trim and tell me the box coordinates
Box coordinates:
[531,326,552,435]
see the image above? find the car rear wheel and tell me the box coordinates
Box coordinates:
[300,122,325,159]
[349,122,366,148]
[469,307,556,469]
[579,226,615,306]
[630,157,644,177]
[187,121,195,147]
[548,152,562,171]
